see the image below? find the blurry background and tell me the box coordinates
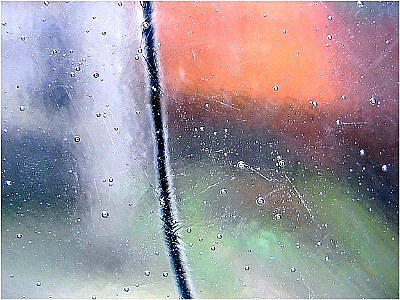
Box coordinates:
[2,1,398,298]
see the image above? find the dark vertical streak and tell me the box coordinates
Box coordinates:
[140,2,194,298]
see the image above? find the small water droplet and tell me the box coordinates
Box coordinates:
[186,227,192,233]
[341,95,347,100]
[327,34,332,40]
[70,72,75,77]
[96,112,101,117]
[162,271,169,277]
[327,15,333,21]
[74,135,81,143]
[256,197,266,206]
[142,22,150,29]
[16,233,22,239]
[19,106,25,112]
[220,188,227,196]
[369,96,377,105]
[217,233,223,239]
[237,161,246,169]
[36,281,42,287]
[144,270,150,277]
[123,287,129,292]
[102,31,106,35]
[316,241,322,247]
[244,265,250,271]
[117,1,122,6]
[91,295,96,300]
[325,256,330,261]
[382,164,389,172]
[309,100,318,108]
[274,213,282,221]
[290,267,296,272]
[101,210,109,218]
[272,85,279,92]
[210,245,216,251]
[43,1,49,6]
[5,180,12,186]
[93,72,100,78]
[134,54,140,60]
[359,149,366,156]
[357,1,364,8]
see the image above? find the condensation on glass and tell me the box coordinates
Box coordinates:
[1,1,398,299]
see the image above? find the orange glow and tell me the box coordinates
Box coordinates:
[155,2,340,111]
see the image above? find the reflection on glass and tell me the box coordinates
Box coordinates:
[2,1,398,299]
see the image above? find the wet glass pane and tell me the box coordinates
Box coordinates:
[2,1,399,299]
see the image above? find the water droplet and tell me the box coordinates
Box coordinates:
[327,34,332,40]
[70,72,75,77]
[144,270,150,277]
[198,237,204,242]
[256,197,266,206]
[290,267,296,272]
[382,164,389,172]
[295,243,301,249]
[137,48,143,53]
[359,149,366,156]
[123,287,129,292]
[19,106,25,112]
[5,180,12,186]
[325,256,330,261]
[162,271,169,277]
[74,136,81,143]
[16,233,22,239]
[244,265,250,271]
[21,36,27,42]
[43,1,49,6]
[282,29,287,34]
[101,210,109,218]
[316,241,322,247]
[341,95,347,100]
[309,100,318,108]
[134,54,140,60]
[237,161,246,169]
[96,112,101,117]
[36,281,42,287]
[1,22,6,26]
[357,1,364,8]
[272,85,279,91]
[220,188,227,196]
[142,22,150,29]
[52,49,58,54]
[102,31,106,36]
[93,72,100,78]
[274,213,282,221]
[186,227,192,233]
[117,1,122,6]
[217,233,223,239]
[327,15,333,21]
[369,96,377,105]
[91,295,96,300]
[210,245,216,251]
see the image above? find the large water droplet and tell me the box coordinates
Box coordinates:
[220,188,227,196]
[144,270,150,277]
[272,85,279,92]
[382,164,389,172]
[101,210,109,218]
[256,197,266,206]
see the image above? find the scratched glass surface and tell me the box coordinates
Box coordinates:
[1,1,398,299]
